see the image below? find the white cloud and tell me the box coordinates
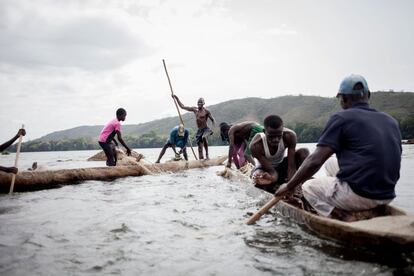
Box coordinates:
[259,26,298,36]
[0,1,151,70]
[0,0,413,141]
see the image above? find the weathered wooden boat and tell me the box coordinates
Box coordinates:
[219,167,414,250]
[274,196,414,250]
[0,156,227,193]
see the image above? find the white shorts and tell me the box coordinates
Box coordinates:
[302,157,392,217]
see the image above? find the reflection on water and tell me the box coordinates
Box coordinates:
[0,145,413,275]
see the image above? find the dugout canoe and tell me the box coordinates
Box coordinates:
[219,167,414,250]
[273,196,414,250]
[0,156,227,193]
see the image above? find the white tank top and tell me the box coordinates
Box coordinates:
[255,128,293,167]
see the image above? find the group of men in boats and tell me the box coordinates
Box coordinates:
[97,95,215,166]
[1,74,402,222]
[220,75,402,221]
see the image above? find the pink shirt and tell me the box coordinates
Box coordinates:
[99,118,121,143]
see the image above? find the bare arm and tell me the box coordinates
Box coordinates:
[207,110,215,128]
[171,144,178,154]
[275,146,334,197]
[172,95,196,112]
[245,153,255,166]
[284,131,297,181]
[226,127,236,168]
[116,131,131,155]
[0,129,26,152]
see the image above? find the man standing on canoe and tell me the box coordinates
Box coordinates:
[0,128,26,173]
[173,95,215,159]
[219,121,264,169]
[275,75,402,221]
[98,108,131,166]
[156,124,189,163]
[250,115,309,193]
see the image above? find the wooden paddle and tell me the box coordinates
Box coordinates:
[246,196,282,225]
[162,59,198,160]
[9,124,24,194]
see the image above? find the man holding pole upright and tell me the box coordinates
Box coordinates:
[0,128,26,173]
[173,95,215,160]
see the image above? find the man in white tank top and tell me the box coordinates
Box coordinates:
[250,115,309,193]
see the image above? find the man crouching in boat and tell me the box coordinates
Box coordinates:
[98,108,132,166]
[250,115,309,193]
[274,75,402,222]
[156,124,189,163]
[0,128,26,173]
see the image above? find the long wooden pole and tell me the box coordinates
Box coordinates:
[162,59,198,160]
[246,196,282,225]
[9,124,24,194]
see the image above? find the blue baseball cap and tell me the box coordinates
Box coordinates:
[338,74,370,96]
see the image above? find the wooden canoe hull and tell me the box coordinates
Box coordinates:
[274,199,414,250]
[222,168,414,250]
[0,156,226,193]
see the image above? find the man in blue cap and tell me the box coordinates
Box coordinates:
[156,124,189,163]
[275,74,402,221]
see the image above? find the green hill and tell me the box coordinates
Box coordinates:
[17,91,414,151]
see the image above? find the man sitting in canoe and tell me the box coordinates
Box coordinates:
[156,124,189,163]
[98,108,131,166]
[275,75,402,221]
[219,121,264,169]
[173,95,215,160]
[250,115,309,193]
[0,128,26,173]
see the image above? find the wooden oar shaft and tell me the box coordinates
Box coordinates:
[163,60,185,124]
[9,124,24,194]
[162,59,198,160]
[246,196,282,225]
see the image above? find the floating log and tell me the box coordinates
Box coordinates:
[87,149,144,162]
[0,156,227,193]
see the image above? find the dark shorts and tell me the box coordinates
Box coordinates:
[195,127,213,144]
[254,157,289,193]
[99,141,117,166]
[253,149,308,193]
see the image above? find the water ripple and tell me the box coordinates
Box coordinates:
[0,147,413,275]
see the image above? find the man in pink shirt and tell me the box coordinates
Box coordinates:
[98,108,131,166]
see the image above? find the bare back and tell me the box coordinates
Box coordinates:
[230,122,259,141]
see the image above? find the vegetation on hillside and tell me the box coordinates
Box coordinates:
[10,92,414,152]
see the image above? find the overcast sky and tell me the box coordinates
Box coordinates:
[1,0,413,141]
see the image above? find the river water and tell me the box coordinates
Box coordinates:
[0,144,413,275]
